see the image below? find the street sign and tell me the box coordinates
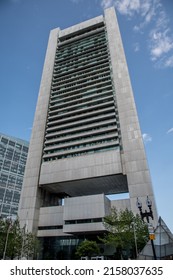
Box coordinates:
[149,234,155,240]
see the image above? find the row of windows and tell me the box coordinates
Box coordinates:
[50,88,112,109]
[47,103,114,124]
[0,204,18,216]
[53,56,109,79]
[49,89,113,114]
[51,78,111,100]
[47,111,116,132]
[0,173,21,183]
[44,123,120,160]
[60,21,104,38]
[48,97,114,118]
[0,177,22,190]
[45,130,117,148]
[46,115,116,136]
[47,106,117,127]
[0,156,27,166]
[43,28,121,162]
[57,30,106,57]
[55,41,107,63]
[52,76,111,104]
[55,47,108,70]
[52,63,110,90]
[58,28,105,50]
[0,137,28,152]
[44,140,118,158]
[46,124,117,145]
[44,137,118,156]
[47,107,115,129]
[0,182,22,191]
[51,84,112,105]
[0,161,25,175]
[0,152,27,165]
[53,62,110,84]
[52,70,110,91]
[38,225,63,230]
[52,68,110,94]
[50,89,112,112]
[0,190,20,207]
[0,144,27,159]
[56,35,107,56]
[54,55,109,77]
[46,120,117,142]
[56,31,107,66]
[45,127,118,149]
[56,41,107,65]
[65,218,103,225]
[43,145,118,162]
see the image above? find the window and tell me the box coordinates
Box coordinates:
[9,141,15,147]
[1,137,8,145]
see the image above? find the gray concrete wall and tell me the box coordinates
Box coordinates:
[111,198,131,211]
[104,7,158,224]
[64,193,109,220]
[18,28,59,232]
[40,149,122,185]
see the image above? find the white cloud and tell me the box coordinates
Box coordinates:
[133,42,140,52]
[164,56,173,68]
[101,0,115,9]
[155,9,168,30]
[140,0,152,17]
[167,128,173,134]
[100,0,173,68]
[149,29,173,61]
[133,25,140,32]
[115,0,140,16]
[101,0,156,19]
[143,133,152,143]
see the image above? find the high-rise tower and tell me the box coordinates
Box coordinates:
[18,7,157,259]
[0,133,29,218]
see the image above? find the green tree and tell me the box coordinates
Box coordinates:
[0,217,40,259]
[0,217,22,259]
[22,231,40,259]
[0,217,7,258]
[5,218,23,259]
[75,240,100,259]
[101,207,148,259]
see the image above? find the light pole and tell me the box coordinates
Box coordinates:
[136,196,157,260]
[3,217,13,260]
[131,221,138,258]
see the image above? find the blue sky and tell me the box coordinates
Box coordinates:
[0,0,172,231]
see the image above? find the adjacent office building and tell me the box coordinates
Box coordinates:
[18,7,157,259]
[0,133,29,218]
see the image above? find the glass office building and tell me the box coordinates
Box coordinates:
[0,133,29,218]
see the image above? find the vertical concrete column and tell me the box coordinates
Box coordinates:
[18,28,59,232]
[104,8,157,224]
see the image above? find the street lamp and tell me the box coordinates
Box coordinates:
[136,197,156,260]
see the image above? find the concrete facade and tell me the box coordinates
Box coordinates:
[104,8,157,218]
[18,7,157,258]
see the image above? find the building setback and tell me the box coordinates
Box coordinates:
[0,133,29,218]
[18,7,157,259]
